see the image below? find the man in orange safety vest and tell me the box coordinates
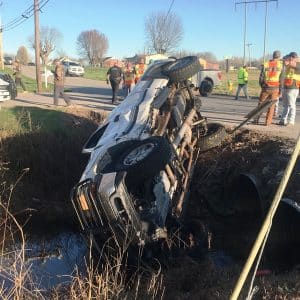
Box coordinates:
[134,58,146,84]
[123,63,135,97]
[253,50,284,126]
[279,52,300,126]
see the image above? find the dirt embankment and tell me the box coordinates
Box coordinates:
[0,107,105,228]
[1,107,299,299]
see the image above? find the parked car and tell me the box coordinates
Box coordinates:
[62,61,85,77]
[4,57,13,65]
[0,73,17,101]
[71,56,226,250]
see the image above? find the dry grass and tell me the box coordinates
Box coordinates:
[0,108,164,299]
[214,69,261,97]
[0,215,164,299]
[0,167,44,299]
[1,110,300,299]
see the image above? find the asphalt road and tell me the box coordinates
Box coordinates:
[3,66,300,140]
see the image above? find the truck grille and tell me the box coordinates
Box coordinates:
[71,179,104,231]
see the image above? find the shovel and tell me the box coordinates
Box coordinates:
[229,99,277,134]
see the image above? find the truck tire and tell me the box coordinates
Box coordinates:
[198,123,226,151]
[199,79,213,97]
[113,136,172,179]
[162,56,201,84]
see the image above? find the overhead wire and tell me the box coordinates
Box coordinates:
[166,0,175,19]
[1,0,50,32]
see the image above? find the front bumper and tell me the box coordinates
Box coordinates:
[68,69,84,76]
[0,88,10,101]
[71,171,146,246]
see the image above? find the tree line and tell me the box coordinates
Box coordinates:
[9,10,269,68]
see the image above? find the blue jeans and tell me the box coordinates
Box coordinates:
[235,84,249,100]
[281,88,299,125]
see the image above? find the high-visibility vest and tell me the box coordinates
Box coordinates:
[135,63,145,78]
[284,65,300,88]
[237,67,248,84]
[263,59,283,87]
[124,69,135,84]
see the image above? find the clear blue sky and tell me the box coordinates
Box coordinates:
[1,0,299,61]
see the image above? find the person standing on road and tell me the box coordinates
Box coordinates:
[133,58,146,84]
[279,52,300,126]
[235,65,249,100]
[106,62,123,104]
[13,59,27,92]
[123,63,135,97]
[253,50,284,126]
[53,59,73,106]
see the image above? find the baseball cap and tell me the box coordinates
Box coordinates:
[273,50,281,59]
[289,52,298,58]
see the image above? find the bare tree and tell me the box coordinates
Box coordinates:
[77,30,109,66]
[145,11,183,54]
[16,46,29,65]
[28,26,62,65]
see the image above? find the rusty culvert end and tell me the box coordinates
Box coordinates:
[206,172,263,220]
[205,173,300,270]
[264,198,300,270]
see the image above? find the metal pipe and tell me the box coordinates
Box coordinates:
[263,1,268,63]
[243,2,247,65]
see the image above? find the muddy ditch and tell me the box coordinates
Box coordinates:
[1,108,300,297]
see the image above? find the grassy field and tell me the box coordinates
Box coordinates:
[4,67,54,93]
[0,106,70,134]
[214,69,261,98]
[82,67,262,97]
[84,66,108,81]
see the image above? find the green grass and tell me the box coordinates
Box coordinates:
[3,67,54,93]
[0,107,73,135]
[84,66,108,81]
[21,76,54,93]
[214,69,261,97]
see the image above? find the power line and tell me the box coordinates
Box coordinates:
[235,0,278,64]
[166,0,175,19]
[1,0,50,32]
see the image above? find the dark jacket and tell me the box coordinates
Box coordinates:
[107,66,123,82]
[54,64,65,86]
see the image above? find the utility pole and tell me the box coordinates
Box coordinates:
[34,0,42,93]
[0,18,3,70]
[235,0,278,65]
[246,43,252,67]
[0,2,4,70]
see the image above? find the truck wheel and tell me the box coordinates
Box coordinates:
[113,136,172,179]
[199,79,213,97]
[198,123,226,151]
[162,56,201,83]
